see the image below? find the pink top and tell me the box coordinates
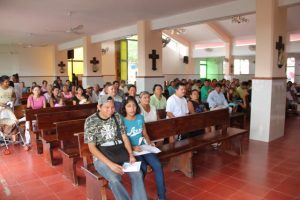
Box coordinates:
[28,96,46,109]
[61,91,73,99]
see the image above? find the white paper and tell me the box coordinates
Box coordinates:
[122,161,141,172]
[133,145,161,156]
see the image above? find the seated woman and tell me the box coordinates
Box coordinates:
[187,89,208,137]
[84,96,147,200]
[25,85,46,150]
[72,86,90,105]
[127,84,139,103]
[150,84,167,110]
[139,91,158,122]
[49,87,64,107]
[121,96,166,200]
[43,84,53,104]
[61,85,73,105]
[188,89,206,114]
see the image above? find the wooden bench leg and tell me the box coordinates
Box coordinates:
[42,140,55,165]
[36,139,43,154]
[61,155,79,186]
[169,151,193,178]
[221,136,243,156]
[83,170,107,200]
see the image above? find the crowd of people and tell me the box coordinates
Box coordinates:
[1,73,299,200]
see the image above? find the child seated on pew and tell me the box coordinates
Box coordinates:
[121,96,166,200]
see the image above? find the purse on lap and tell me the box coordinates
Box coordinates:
[96,114,129,165]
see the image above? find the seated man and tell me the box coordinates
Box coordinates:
[84,96,147,200]
[100,83,123,113]
[286,81,298,112]
[207,83,228,110]
[166,82,189,140]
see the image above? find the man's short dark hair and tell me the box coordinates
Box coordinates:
[215,83,222,88]
[175,82,186,90]
[113,80,119,85]
[0,75,9,84]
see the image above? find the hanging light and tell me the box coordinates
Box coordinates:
[231,15,249,24]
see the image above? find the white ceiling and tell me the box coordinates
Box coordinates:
[180,5,300,45]
[0,0,235,45]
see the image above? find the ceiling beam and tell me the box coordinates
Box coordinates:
[151,0,256,31]
[278,0,300,7]
[91,25,137,43]
[206,22,232,43]
[57,38,83,51]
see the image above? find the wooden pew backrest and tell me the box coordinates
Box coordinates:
[36,107,96,130]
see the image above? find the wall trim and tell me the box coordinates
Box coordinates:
[81,76,103,78]
[252,77,287,80]
[20,76,69,77]
[136,76,165,78]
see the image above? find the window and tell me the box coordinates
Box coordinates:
[68,47,83,81]
[200,60,207,78]
[233,59,249,75]
[287,57,295,82]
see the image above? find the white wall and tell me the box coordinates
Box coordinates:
[0,45,55,86]
[162,45,198,81]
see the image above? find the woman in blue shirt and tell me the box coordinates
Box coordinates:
[121,96,166,200]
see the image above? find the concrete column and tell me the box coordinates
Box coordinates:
[250,0,287,142]
[136,20,164,93]
[82,37,102,87]
[101,41,117,86]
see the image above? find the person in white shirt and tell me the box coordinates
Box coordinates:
[207,83,228,110]
[166,82,189,141]
[166,82,189,118]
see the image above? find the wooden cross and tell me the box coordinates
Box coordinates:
[276,36,285,68]
[148,50,159,71]
[58,61,65,73]
[90,57,99,72]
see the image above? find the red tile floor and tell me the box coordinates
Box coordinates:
[1,115,300,200]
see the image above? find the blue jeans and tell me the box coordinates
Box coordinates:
[93,159,148,200]
[136,153,166,200]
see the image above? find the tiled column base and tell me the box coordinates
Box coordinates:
[250,79,286,142]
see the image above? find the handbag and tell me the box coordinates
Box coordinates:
[96,114,129,165]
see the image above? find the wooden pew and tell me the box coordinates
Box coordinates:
[25,103,97,153]
[145,108,248,177]
[75,109,247,199]
[75,132,107,200]
[55,119,86,185]
[35,107,97,165]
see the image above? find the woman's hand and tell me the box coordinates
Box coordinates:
[150,142,156,147]
[129,154,136,164]
[133,146,142,152]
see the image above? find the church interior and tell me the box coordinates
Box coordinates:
[1,0,300,199]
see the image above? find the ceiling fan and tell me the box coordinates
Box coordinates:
[46,11,84,35]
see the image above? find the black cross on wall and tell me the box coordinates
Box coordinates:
[275,36,285,68]
[90,57,99,72]
[149,50,159,71]
[58,61,66,73]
